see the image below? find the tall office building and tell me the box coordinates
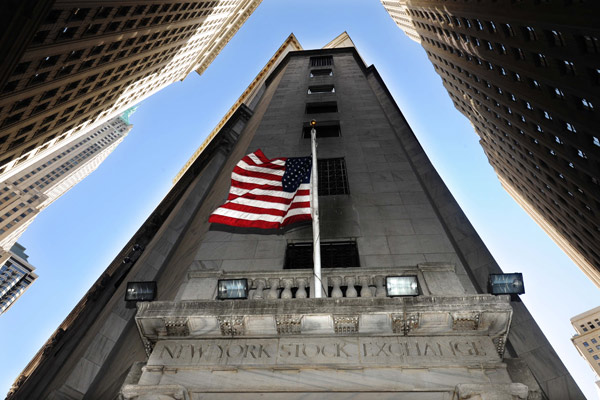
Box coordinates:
[8,33,583,399]
[0,111,133,260]
[0,0,262,178]
[0,243,37,315]
[571,306,600,392]
[381,1,600,287]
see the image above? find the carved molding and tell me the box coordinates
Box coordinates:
[493,336,506,358]
[333,315,359,334]
[121,383,189,400]
[454,383,528,400]
[218,316,245,336]
[452,312,480,331]
[275,314,302,335]
[392,313,420,335]
[141,336,154,358]
[164,318,190,337]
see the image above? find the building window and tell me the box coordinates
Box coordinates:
[503,23,515,37]
[581,98,594,111]
[562,60,576,75]
[302,123,340,138]
[310,69,333,77]
[318,158,349,195]
[310,56,333,67]
[305,102,338,114]
[581,35,599,54]
[308,85,335,94]
[284,241,359,270]
[547,30,565,46]
[28,72,49,86]
[535,53,548,67]
[524,26,537,40]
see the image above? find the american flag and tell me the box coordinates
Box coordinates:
[209,149,312,229]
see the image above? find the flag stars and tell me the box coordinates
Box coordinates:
[283,157,311,193]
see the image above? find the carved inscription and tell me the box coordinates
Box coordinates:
[148,337,499,368]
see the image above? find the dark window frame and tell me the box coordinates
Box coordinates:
[305,102,338,114]
[302,122,340,138]
[308,85,335,94]
[284,241,359,270]
[310,55,333,67]
[317,158,349,195]
[310,68,333,77]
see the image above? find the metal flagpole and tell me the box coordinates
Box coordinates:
[310,120,322,298]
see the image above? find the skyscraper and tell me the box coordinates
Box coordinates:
[381,1,600,287]
[571,306,600,392]
[0,111,133,260]
[8,33,583,399]
[0,0,262,178]
[0,243,37,315]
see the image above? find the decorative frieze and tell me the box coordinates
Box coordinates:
[392,313,420,335]
[164,318,190,337]
[217,316,245,336]
[275,315,302,335]
[333,315,359,334]
[493,336,506,358]
[134,296,512,352]
[452,312,480,331]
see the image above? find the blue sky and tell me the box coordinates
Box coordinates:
[1,1,598,398]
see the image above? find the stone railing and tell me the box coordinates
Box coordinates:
[179,263,469,301]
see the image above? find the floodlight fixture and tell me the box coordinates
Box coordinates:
[489,273,525,295]
[125,281,157,302]
[385,276,419,297]
[217,279,248,300]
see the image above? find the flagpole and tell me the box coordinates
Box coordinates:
[310,120,322,298]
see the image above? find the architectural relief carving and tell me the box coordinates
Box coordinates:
[333,315,359,334]
[275,315,302,335]
[164,318,190,337]
[217,316,245,336]
[493,336,506,358]
[392,313,420,335]
[452,312,481,331]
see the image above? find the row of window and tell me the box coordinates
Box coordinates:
[481,136,600,262]
[405,6,599,56]
[451,93,600,250]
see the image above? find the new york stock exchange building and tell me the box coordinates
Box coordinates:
[9,33,584,400]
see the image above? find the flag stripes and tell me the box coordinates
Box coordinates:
[209,150,312,229]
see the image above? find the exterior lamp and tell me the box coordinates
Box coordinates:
[125,281,157,302]
[385,276,419,297]
[488,273,525,295]
[217,279,248,300]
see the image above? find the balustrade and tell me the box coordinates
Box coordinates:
[182,263,469,302]
[209,268,418,300]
